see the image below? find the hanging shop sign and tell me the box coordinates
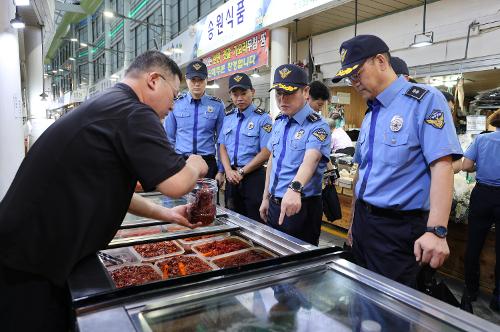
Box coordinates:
[466,115,486,134]
[164,0,341,67]
[202,30,269,81]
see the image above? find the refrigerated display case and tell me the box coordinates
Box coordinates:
[69,194,497,332]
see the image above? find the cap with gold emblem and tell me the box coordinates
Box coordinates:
[186,60,208,79]
[269,64,308,94]
[228,72,253,91]
[331,35,389,83]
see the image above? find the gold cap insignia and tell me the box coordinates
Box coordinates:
[233,75,243,82]
[340,48,347,63]
[279,67,292,79]
[192,63,202,70]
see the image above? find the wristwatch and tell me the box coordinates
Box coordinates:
[237,168,245,176]
[426,226,448,238]
[288,180,303,194]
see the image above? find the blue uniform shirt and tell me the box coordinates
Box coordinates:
[267,103,331,198]
[464,128,500,186]
[218,103,272,167]
[164,91,225,155]
[353,76,462,210]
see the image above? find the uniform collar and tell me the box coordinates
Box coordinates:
[291,102,312,125]
[237,103,255,118]
[376,76,408,108]
[187,91,207,105]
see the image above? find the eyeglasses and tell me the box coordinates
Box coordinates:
[343,56,374,85]
[156,73,180,99]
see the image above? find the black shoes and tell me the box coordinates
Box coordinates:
[490,296,500,312]
[460,288,478,314]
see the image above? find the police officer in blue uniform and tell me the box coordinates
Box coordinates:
[259,64,331,246]
[164,60,225,179]
[461,110,500,312]
[218,73,272,221]
[332,35,462,287]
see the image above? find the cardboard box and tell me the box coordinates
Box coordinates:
[343,188,353,196]
[338,178,353,189]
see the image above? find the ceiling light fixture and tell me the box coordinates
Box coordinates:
[15,0,29,6]
[103,10,114,18]
[10,8,25,29]
[80,42,88,47]
[68,57,75,61]
[70,38,78,42]
[410,0,434,48]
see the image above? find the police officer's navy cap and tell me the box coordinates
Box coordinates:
[228,72,253,91]
[390,56,409,76]
[269,64,308,93]
[331,35,389,83]
[186,60,208,79]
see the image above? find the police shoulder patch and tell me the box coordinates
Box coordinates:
[307,112,321,122]
[312,127,328,142]
[425,109,445,129]
[225,108,235,116]
[262,123,272,133]
[174,92,186,101]
[254,107,265,115]
[208,95,223,103]
[404,86,429,101]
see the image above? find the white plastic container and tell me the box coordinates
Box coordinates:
[106,263,163,288]
[99,247,141,267]
[210,247,277,268]
[154,254,219,279]
[191,236,252,259]
[177,232,230,252]
[131,240,184,262]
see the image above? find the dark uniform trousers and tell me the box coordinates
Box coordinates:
[352,200,428,288]
[183,154,218,179]
[0,263,70,332]
[465,182,500,295]
[225,167,266,223]
[267,196,323,246]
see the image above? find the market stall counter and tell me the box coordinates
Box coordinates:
[68,194,496,331]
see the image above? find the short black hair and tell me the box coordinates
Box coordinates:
[308,81,330,101]
[125,50,182,81]
[441,91,454,103]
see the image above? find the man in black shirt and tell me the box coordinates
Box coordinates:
[0,50,208,331]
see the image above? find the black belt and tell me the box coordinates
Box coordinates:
[359,200,428,218]
[269,194,319,206]
[182,154,215,160]
[477,182,500,191]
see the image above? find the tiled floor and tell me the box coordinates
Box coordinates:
[318,223,500,326]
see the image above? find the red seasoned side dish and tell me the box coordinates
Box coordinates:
[194,238,250,257]
[157,255,214,279]
[213,249,274,268]
[182,234,219,242]
[133,241,181,259]
[110,265,161,288]
[188,183,216,225]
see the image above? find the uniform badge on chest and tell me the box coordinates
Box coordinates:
[207,106,214,113]
[390,115,404,132]
[247,122,254,130]
[295,129,305,139]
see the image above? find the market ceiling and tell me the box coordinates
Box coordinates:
[290,0,440,41]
